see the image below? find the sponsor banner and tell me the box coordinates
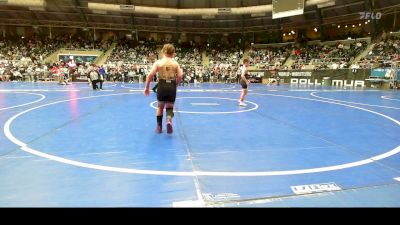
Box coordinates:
[277,71,312,77]
[248,71,264,77]
[247,70,264,83]
[59,55,97,63]
[241,69,396,87]
[291,182,342,195]
[72,75,89,82]
[371,68,390,78]
[268,69,373,87]
[203,192,240,201]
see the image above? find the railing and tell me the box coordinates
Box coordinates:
[253,42,295,48]
[61,47,104,52]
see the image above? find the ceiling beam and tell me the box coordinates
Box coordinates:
[240,0,244,36]
[365,0,378,37]
[72,0,89,27]
[30,11,40,27]
[1,7,374,25]
[176,0,181,35]
[321,1,364,12]
[0,1,398,33]
[126,0,135,32]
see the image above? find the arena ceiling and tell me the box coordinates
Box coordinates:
[0,0,398,33]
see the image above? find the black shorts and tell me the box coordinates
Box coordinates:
[240,79,248,89]
[157,79,177,103]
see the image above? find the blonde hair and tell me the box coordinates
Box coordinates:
[161,44,175,56]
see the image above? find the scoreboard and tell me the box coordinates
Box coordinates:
[272,0,305,19]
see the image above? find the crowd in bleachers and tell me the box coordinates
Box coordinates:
[330,41,367,60]
[1,33,399,84]
[207,45,242,67]
[175,42,203,66]
[291,40,367,70]
[55,35,111,51]
[0,35,57,82]
[0,33,113,82]
[359,36,400,68]
[108,40,157,65]
[248,46,291,69]
[0,34,111,63]
[0,36,59,63]
[292,45,333,70]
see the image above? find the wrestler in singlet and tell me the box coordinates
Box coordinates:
[144,44,183,134]
[238,58,250,106]
[240,65,249,89]
[157,58,178,103]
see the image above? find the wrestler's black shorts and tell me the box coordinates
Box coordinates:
[157,79,177,103]
[240,79,248,89]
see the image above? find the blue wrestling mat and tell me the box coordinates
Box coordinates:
[0,82,399,207]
